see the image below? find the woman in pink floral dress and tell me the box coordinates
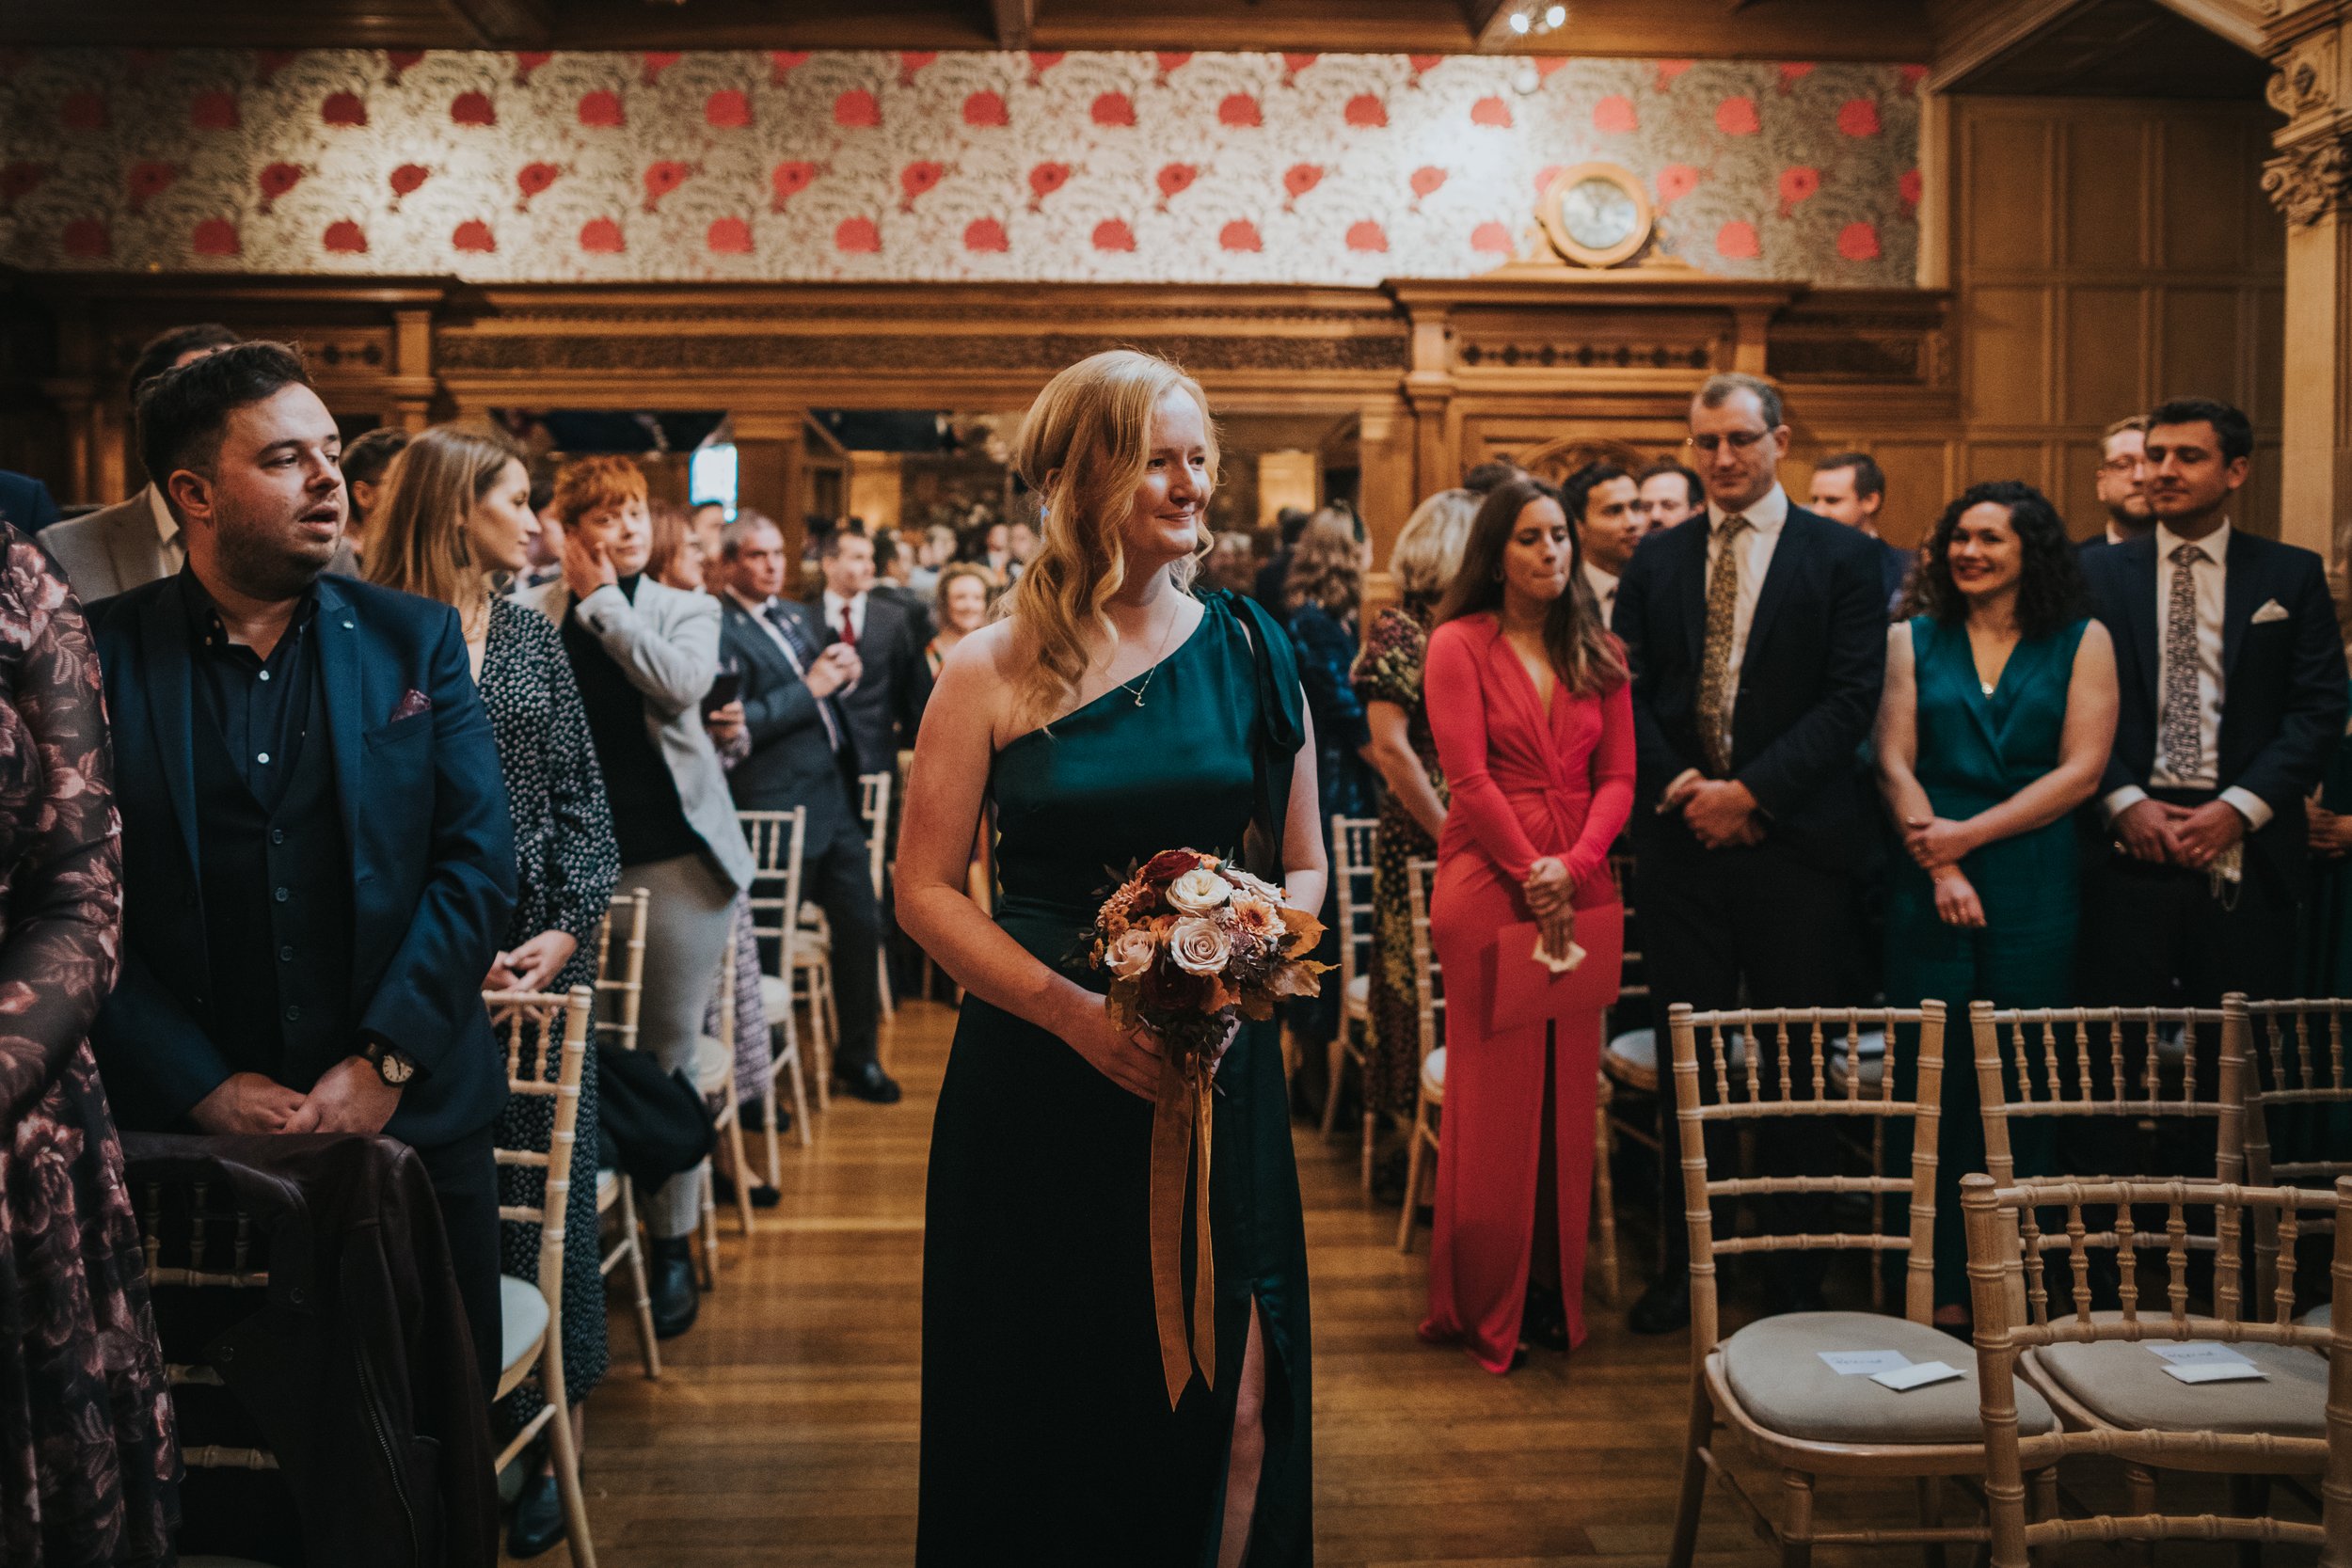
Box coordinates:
[0,525,177,1565]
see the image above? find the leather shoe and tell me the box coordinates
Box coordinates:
[1627,1274,1691,1335]
[709,1171,782,1210]
[833,1060,902,1104]
[649,1236,698,1339]
[506,1472,565,1559]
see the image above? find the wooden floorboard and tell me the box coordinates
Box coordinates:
[534,1000,2315,1566]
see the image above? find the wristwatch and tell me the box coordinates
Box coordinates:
[360,1040,418,1087]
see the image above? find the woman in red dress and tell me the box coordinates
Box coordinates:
[1420,475,1634,1373]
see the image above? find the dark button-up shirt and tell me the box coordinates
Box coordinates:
[185,568,320,815]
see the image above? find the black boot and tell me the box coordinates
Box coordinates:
[833,1059,902,1104]
[506,1471,565,1559]
[650,1235,699,1338]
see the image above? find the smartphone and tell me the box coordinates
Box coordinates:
[703,670,743,714]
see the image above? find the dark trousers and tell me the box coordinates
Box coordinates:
[1637,825,1862,1287]
[810,829,884,1074]
[415,1125,501,1396]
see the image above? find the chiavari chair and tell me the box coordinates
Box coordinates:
[1395,857,1445,1253]
[487,985,600,1568]
[695,934,759,1283]
[1962,1173,2350,1568]
[2235,997,2352,1307]
[739,807,816,1171]
[1322,815,1379,1197]
[859,768,896,1027]
[592,887,660,1378]
[1663,1000,2038,1568]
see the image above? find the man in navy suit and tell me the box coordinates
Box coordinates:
[2077,397,2345,1013]
[2079,414,2153,559]
[1613,373,1890,1332]
[1808,451,1914,613]
[0,469,59,536]
[712,513,899,1103]
[88,343,517,1389]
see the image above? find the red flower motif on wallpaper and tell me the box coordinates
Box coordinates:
[771,161,818,210]
[1898,167,1922,218]
[1838,222,1881,261]
[1657,164,1702,206]
[1470,96,1512,129]
[1406,55,1444,84]
[964,217,1009,252]
[323,219,368,254]
[706,89,752,130]
[1282,164,1322,207]
[580,216,625,253]
[1594,95,1637,134]
[579,90,624,128]
[1777,166,1820,216]
[1026,52,1065,84]
[1716,97,1760,135]
[1092,218,1135,252]
[61,219,109,259]
[834,89,882,129]
[1534,165,1565,198]
[516,162,561,206]
[898,52,936,86]
[963,90,1009,128]
[769,52,810,84]
[452,219,495,252]
[640,53,681,86]
[1155,164,1197,207]
[253,51,304,82]
[1220,219,1262,252]
[257,162,304,211]
[834,216,881,254]
[1838,98,1883,137]
[1344,94,1386,128]
[513,52,551,84]
[1900,64,1930,92]
[1026,161,1071,209]
[125,162,177,211]
[1281,54,1318,84]
[707,216,753,254]
[1092,92,1136,128]
[1654,60,1694,91]
[1777,63,1815,93]
[385,51,425,84]
[389,163,430,204]
[898,160,945,210]
[1716,220,1761,260]
[1346,220,1387,253]
[190,90,239,131]
[452,90,496,126]
[0,163,47,208]
[643,161,692,210]
[1471,221,1514,255]
[193,217,239,256]
[1218,94,1261,128]
[322,92,367,127]
[1154,53,1191,83]
[1410,166,1446,202]
[59,91,107,132]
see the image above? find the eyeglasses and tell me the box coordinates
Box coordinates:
[2098,458,2145,475]
[1685,431,1772,454]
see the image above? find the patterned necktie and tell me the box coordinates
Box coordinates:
[2160,542,2207,780]
[1696,514,1749,776]
[765,602,845,754]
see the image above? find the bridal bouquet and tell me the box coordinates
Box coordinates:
[1084,847,1328,1405]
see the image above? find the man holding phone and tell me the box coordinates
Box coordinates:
[711,513,898,1104]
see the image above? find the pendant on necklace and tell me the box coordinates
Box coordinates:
[1980,680,1995,696]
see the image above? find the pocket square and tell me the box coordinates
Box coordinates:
[389,689,433,721]
[2251,600,2292,625]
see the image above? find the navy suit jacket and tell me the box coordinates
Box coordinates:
[89,572,517,1148]
[811,592,929,776]
[0,471,60,536]
[1614,500,1888,861]
[2079,528,2346,892]
[718,594,864,856]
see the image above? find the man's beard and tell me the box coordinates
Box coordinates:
[217,513,332,600]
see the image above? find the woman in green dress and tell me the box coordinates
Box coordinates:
[1877,480,2118,1324]
[898,350,1326,1567]
[2297,681,2352,993]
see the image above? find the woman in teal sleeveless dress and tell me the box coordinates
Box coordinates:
[897,352,1324,1568]
[1877,481,2118,1320]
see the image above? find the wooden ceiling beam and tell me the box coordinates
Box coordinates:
[437,0,549,48]
[1927,0,2097,90]
[989,0,1035,49]
[1464,0,1520,51]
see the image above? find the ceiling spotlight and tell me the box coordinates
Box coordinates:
[1546,4,1565,24]
[1500,2,1569,39]
[1509,10,1531,31]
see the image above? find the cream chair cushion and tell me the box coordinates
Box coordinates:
[1722,1310,2056,1445]
[2302,1302,2331,1330]
[1345,973,1370,1012]
[696,1035,733,1097]
[1420,1047,1445,1103]
[500,1274,551,1379]
[759,973,794,1021]
[2033,1328,2328,1435]
[596,1167,618,1212]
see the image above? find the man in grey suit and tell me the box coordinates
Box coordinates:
[41,324,243,600]
[712,515,899,1103]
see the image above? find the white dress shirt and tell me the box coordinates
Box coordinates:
[821,588,868,644]
[2102,519,2271,831]
[1582,560,1620,628]
[146,483,185,570]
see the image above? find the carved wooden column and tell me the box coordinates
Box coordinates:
[732,408,806,571]
[1400,300,1455,503]
[2265,1,2352,614]
[388,308,437,432]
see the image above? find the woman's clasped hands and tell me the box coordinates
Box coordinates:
[1524,856,1578,961]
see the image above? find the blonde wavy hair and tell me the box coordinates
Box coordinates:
[1005,350,1218,713]
[363,422,527,615]
[1391,487,1479,603]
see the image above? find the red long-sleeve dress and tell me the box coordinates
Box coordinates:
[1418,613,1634,1372]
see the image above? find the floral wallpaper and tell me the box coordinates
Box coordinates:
[0,47,1923,286]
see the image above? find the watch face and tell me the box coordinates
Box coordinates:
[1562,177,1639,251]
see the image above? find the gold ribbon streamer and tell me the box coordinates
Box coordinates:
[1149,1047,1218,1409]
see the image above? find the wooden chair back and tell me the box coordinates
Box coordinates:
[1960,1173,2352,1566]
[1405,856,1443,1069]
[1667,1001,1948,1360]
[488,986,595,1330]
[137,1175,278,1475]
[1332,816,1378,1004]
[1607,850,1645,1021]
[2237,998,2352,1290]
[736,808,809,983]
[594,887,651,1054]
[857,770,892,899]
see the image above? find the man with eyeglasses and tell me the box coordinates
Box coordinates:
[2081,414,2153,557]
[1612,372,1889,1334]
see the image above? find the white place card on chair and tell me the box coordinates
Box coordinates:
[1871,1360,1963,1391]
[2162,1360,2266,1385]
[1818,1350,1912,1376]
[2145,1341,2252,1368]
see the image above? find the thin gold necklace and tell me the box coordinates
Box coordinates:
[1120,601,1185,708]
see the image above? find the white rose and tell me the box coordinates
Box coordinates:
[1105,927,1158,981]
[1166,867,1235,915]
[1168,916,1233,976]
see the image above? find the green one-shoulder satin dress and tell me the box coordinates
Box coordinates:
[918,591,1314,1567]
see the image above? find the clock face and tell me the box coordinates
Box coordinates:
[1562,177,1640,251]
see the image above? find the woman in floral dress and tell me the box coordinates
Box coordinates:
[1351,489,1478,1191]
[0,523,178,1566]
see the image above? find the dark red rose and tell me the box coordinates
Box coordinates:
[1140,962,1211,1015]
[1141,848,1206,883]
